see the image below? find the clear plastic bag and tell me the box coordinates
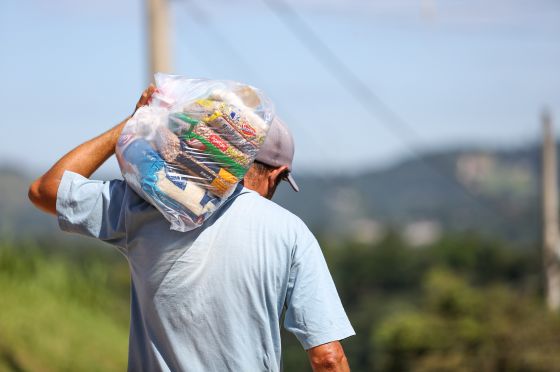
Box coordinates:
[116,73,274,231]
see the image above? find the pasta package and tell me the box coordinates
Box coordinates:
[116,73,274,231]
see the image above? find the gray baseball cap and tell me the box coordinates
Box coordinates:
[255,117,300,192]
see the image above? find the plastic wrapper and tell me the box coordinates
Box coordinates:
[116,73,274,231]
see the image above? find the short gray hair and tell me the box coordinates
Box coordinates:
[250,161,275,178]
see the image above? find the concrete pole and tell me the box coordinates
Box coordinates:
[542,109,560,311]
[147,0,172,81]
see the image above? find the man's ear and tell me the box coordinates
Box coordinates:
[267,165,289,186]
[266,165,290,199]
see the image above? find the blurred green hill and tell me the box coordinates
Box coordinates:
[279,142,542,244]
[274,143,542,244]
[0,167,59,238]
[0,142,544,243]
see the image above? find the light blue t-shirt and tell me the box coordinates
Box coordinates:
[56,171,355,371]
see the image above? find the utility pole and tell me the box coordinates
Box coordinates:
[542,109,560,311]
[147,0,172,81]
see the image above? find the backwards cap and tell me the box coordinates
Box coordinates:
[255,117,299,192]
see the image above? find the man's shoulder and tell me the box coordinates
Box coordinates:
[239,188,303,218]
[227,188,309,233]
[217,188,316,257]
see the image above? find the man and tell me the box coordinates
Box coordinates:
[28,86,354,371]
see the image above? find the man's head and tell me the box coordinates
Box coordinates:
[243,117,299,199]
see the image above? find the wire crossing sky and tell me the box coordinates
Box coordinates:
[256,0,520,223]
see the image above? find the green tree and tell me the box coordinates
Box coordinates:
[375,269,560,372]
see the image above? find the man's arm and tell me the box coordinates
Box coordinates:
[28,85,155,215]
[307,341,350,372]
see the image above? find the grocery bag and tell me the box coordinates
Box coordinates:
[116,73,274,231]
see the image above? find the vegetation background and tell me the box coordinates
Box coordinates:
[1,142,560,371]
[2,226,559,371]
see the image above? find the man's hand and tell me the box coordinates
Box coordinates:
[134,84,156,114]
[307,341,350,372]
[28,85,156,215]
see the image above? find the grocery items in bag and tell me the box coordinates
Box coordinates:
[116,74,274,231]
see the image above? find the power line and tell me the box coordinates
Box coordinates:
[260,0,513,223]
[261,0,421,147]
[174,0,344,177]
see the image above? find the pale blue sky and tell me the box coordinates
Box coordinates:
[1,0,559,176]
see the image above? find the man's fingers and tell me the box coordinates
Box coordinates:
[135,84,157,112]
[143,85,156,100]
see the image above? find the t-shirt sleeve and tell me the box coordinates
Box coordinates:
[56,170,130,253]
[283,224,355,350]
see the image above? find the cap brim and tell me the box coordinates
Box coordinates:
[285,173,300,192]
